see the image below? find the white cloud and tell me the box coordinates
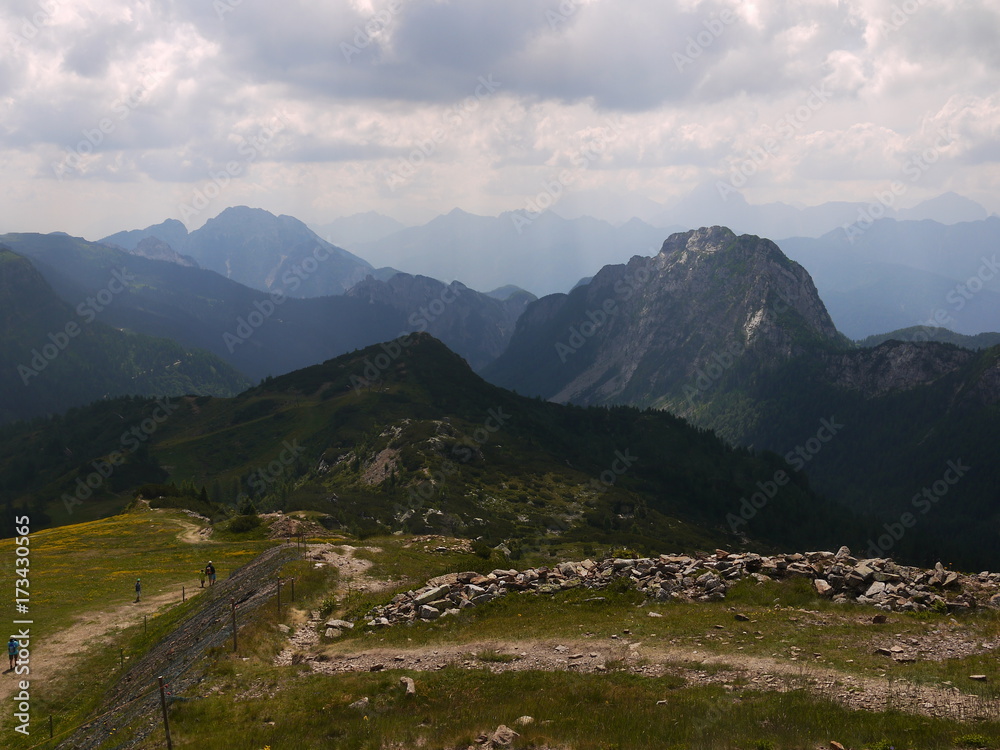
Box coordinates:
[0,0,998,237]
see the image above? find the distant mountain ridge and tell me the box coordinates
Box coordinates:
[779,217,1000,338]
[310,211,408,246]
[0,247,250,423]
[101,206,375,297]
[1,232,539,385]
[346,273,535,370]
[857,326,1000,350]
[352,208,669,296]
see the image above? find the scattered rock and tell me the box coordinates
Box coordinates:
[969,674,988,682]
[357,550,1000,627]
[348,697,369,710]
[484,724,519,747]
[400,676,416,695]
[514,715,534,726]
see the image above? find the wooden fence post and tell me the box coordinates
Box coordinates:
[158,676,173,749]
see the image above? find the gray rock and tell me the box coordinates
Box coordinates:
[418,605,441,620]
[413,585,451,606]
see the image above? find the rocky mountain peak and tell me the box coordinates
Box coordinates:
[485,227,846,407]
[659,225,738,258]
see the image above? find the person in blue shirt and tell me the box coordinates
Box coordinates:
[7,637,18,670]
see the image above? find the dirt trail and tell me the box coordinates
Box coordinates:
[275,543,392,663]
[57,544,300,750]
[276,549,1000,723]
[0,513,209,710]
[147,505,215,544]
[0,589,204,705]
[293,636,999,721]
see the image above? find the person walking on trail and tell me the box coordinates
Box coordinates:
[206,561,216,586]
[7,637,18,670]
[199,567,206,588]
[134,578,141,603]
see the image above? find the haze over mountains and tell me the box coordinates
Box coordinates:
[2,200,1000,570]
[3,189,999,425]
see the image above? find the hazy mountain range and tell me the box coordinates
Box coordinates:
[2,212,999,568]
[102,206,377,298]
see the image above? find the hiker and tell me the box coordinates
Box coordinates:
[199,567,206,588]
[135,578,141,602]
[206,561,216,586]
[7,637,17,670]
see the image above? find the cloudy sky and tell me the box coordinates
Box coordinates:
[1,0,998,238]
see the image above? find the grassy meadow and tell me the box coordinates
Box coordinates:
[3,515,1000,749]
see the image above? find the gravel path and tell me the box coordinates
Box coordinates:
[56,544,299,750]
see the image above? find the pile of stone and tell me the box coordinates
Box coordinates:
[359,547,1000,628]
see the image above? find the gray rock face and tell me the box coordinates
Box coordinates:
[487,226,845,407]
[361,552,1000,628]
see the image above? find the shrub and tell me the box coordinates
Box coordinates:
[229,514,262,533]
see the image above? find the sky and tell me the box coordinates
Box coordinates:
[1,0,999,239]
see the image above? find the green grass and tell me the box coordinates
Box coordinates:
[9,520,1000,750]
[0,506,285,745]
[160,668,1000,750]
[325,559,1000,709]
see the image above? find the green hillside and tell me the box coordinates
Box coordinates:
[0,334,866,558]
[0,248,251,424]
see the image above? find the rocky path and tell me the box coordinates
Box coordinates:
[274,543,391,666]
[290,637,999,722]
